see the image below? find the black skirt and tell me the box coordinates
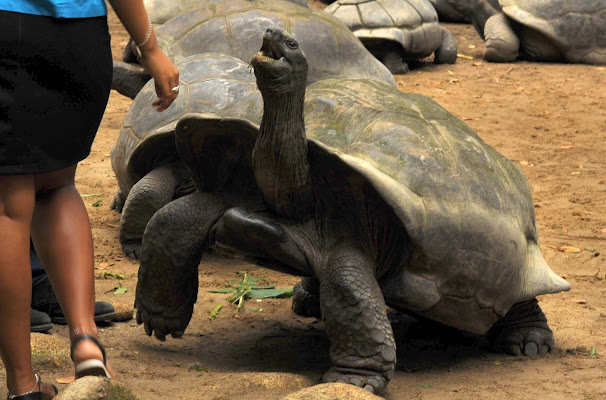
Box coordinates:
[0,10,112,175]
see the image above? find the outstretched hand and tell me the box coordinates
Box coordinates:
[139,46,180,112]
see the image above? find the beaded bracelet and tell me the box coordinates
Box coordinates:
[136,16,152,48]
[132,16,153,60]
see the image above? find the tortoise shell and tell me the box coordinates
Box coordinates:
[154,0,396,85]
[179,77,570,334]
[143,0,309,26]
[324,0,447,58]
[499,0,606,64]
[110,53,263,203]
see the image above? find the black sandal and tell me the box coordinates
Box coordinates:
[70,334,112,379]
[7,371,58,400]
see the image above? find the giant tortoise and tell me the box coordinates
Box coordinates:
[134,28,570,393]
[110,53,262,259]
[143,0,309,26]
[114,0,395,98]
[324,0,458,73]
[441,0,606,63]
[428,0,469,22]
[151,0,395,85]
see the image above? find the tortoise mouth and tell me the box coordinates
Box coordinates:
[252,30,285,65]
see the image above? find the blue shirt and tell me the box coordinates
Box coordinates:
[0,0,107,18]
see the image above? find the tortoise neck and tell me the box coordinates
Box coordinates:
[253,85,315,221]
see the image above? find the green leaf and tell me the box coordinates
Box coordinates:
[246,288,293,299]
[104,272,126,280]
[421,384,432,389]
[208,304,223,320]
[208,288,236,294]
[81,193,102,198]
[114,286,128,295]
[92,200,103,207]
[590,346,596,356]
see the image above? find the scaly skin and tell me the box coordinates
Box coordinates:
[135,192,228,340]
[319,247,396,392]
[119,165,180,259]
[488,298,554,356]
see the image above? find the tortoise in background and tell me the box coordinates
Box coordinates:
[110,53,262,259]
[134,28,570,393]
[429,0,469,22]
[324,0,458,73]
[114,0,396,99]
[441,0,606,63]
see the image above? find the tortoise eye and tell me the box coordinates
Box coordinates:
[285,38,298,50]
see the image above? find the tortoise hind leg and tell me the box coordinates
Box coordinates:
[434,27,458,64]
[483,13,520,62]
[381,52,410,75]
[319,246,395,393]
[292,277,321,318]
[488,298,554,356]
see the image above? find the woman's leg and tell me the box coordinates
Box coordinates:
[30,165,113,376]
[0,174,38,395]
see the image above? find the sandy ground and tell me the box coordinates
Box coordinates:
[2,2,605,399]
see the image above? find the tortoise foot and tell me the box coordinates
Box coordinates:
[110,190,125,212]
[135,304,190,341]
[292,279,321,318]
[491,326,554,356]
[121,242,141,260]
[489,298,554,356]
[322,368,387,394]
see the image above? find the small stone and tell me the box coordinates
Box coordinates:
[112,302,134,322]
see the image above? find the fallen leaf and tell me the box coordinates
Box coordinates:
[98,262,110,269]
[56,376,75,384]
[557,246,581,253]
[472,62,482,66]
[570,171,581,175]
[560,274,568,279]
[561,227,568,233]
[600,228,606,233]
[571,298,587,304]
[457,53,474,60]
[519,160,529,166]
[559,145,574,149]
[139,370,153,375]
[494,361,501,365]
[455,388,468,393]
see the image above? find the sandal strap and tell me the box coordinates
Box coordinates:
[70,334,107,365]
[6,372,41,400]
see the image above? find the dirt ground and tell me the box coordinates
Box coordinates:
[4,2,606,399]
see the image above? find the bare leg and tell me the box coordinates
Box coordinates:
[0,174,39,396]
[30,165,114,377]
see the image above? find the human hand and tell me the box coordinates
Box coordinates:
[138,46,180,112]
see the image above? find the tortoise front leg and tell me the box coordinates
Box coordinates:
[119,164,181,259]
[319,247,395,393]
[135,191,228,341]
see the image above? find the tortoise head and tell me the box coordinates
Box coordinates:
[251,28,308,94]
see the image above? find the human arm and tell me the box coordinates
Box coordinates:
[107,0,179,111]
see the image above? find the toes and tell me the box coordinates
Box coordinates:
[539,344,550,356]
[524,342,538,356]
[322,369,387,393]
[507,344,522,356]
